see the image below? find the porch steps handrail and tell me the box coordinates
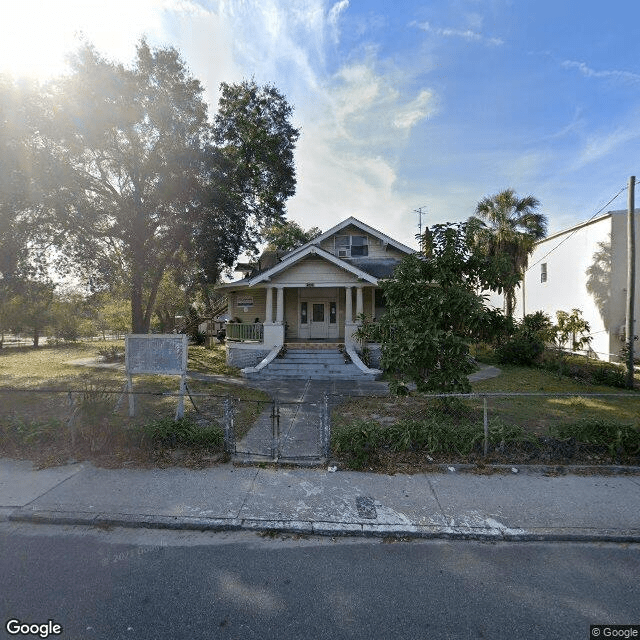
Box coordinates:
[345,343,383,377]
[241,345,282,376]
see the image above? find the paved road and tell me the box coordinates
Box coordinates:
[1,523,637,640]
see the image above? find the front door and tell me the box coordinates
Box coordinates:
[310,301,329,338]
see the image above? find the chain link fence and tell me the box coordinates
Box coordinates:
[329,391,640,465]
[0,387,638,465]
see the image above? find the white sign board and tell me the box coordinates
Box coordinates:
[124,334,188,419]
[125,334,188,375]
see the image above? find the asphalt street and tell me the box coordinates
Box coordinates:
[1,523,638,640]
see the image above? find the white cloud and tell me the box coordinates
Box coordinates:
[561,60,640,84]
[414,21,503,46]
[393,89,436,129]
[576,125,640,168]
[328,0,349,41]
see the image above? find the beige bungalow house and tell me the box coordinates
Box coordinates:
[217,217,414,379]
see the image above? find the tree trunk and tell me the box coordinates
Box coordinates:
[33,327,39,348]
[131,264,146,334]
[505,288,515,318]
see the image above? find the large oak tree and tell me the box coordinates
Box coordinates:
[1,41,299,333]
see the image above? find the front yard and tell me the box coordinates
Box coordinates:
[0,341,268,467]
[331,364,640,471]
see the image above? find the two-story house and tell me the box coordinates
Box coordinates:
[217,216,414,379]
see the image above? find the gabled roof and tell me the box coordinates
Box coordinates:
[283,216,415,260]
[218,243,379,288]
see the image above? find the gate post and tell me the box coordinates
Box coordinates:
[271,395,280,461]
[321,392,330,458]
[483,395,489,457]
[223,397,236,455]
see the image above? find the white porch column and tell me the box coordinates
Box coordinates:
[275,286,284,324]
[345,286,353,324]
[356,286,363,320]
[264,286,273,324]
[371,287,376,319]
[227,294,233,318]
[344,286,357,346]
[263,286,285,347]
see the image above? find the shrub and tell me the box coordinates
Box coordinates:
[142,416,223,449]
[591,364,626,388]
[332,413,540,468]
[495,311,552,366]
[549,419,640,457]
[496,331,545,365]
[331,420,383,469]
[537,352,627,388]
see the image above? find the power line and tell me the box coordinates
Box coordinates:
[526,184,628,272]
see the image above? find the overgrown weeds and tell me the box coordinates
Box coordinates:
[332,412,639,470]
[332,416,538,469]
[549,419,640,457]
[141,416,223,449]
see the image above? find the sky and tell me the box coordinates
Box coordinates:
[1,0,639,251]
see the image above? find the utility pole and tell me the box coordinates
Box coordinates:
[625,176,636,389]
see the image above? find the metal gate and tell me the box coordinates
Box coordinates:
[228,394,331,464]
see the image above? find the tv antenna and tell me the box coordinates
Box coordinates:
[414,206,427,237]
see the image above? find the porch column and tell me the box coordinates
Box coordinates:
[275,286,284,324]
[265,286,273,323]
[371,287,376,319]
[356,286,363,321]
[344,286,353,324]
[227,293,233,318]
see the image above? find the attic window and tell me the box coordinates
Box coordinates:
[336,235,368,257]
[541,263,547,283]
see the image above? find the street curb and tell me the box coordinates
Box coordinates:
[8,508,640,543]
[427,464,640,475]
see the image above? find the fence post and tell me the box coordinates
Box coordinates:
[483,395,489,457]
[271,395,280,461]
[322,393,330,458]
[67,391,76,448]
[223,397,236,455]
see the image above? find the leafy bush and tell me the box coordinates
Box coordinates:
[591,364,626,388]
[549,420,640,457]
[142,416,223,449]
[496,331,545,365]
[331,420,384,469]
[332,415,540,468]
[496,311,552,366]
[537,352,627,388]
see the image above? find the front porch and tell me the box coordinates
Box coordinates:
[224,283,380,356]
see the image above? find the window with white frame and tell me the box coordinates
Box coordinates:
[335,235,368,257]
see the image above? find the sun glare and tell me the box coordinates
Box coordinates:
[0,0,164,81]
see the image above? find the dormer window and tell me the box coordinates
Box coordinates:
[336,235,368,257]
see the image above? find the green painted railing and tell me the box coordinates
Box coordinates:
[225,323,264,342]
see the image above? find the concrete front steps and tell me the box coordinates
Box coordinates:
[244,346,377,380]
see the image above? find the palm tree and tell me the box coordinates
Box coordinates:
[468,188,547,317]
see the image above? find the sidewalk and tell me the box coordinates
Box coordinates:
[2,458,639,542]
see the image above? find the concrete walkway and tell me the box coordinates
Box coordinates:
[2,458,639,542]
[234,364,501,462]
[234,377,391,461]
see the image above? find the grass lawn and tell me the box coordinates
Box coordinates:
[0,341,269,465]
[333,363,640,437]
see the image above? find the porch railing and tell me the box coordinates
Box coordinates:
[226,322,264,342]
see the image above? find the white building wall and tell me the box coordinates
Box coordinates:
[523,215,613,359]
